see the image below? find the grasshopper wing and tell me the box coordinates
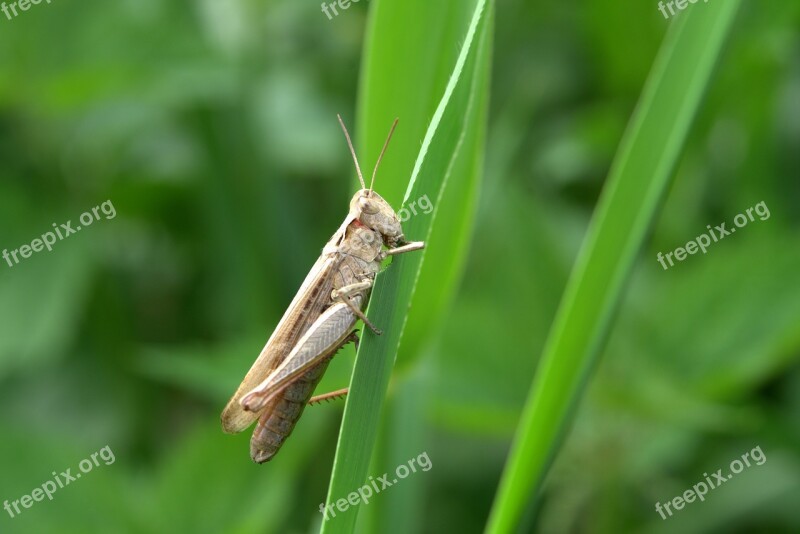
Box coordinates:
[221,254,339,434]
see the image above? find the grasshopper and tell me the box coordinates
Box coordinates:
[221,115,425,463]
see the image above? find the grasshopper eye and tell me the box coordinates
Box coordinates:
[358,197,379,214]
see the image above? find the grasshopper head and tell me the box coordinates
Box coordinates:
[350,189,405,246]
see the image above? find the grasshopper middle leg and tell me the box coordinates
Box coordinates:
[332,281,382,335]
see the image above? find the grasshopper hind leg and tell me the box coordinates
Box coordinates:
[249,329,358,463]
[342,329,360,351]
[309,387,349,405]
[307,328,359,405]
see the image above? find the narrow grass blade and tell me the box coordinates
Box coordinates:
[320,1,492,532]
[355,0,492,369]
[486,3,742,532]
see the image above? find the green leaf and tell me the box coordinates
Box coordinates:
[320,0,493,532]
[486,3,743,531]
[354,3,491,367]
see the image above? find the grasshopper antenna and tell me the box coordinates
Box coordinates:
[337,114,366,190]
[369,118,399,196]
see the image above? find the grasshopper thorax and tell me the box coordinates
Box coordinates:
[349,189,405,247]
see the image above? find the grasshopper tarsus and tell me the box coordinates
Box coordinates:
[309,387,349,406]
[364,320,383,336]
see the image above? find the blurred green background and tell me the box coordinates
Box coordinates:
[0,1,798,533]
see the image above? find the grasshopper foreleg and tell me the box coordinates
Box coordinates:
[379,240,425,261]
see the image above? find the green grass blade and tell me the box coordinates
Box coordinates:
[486,3,742,532]
[354,1,492,369]
[320,1,492,532]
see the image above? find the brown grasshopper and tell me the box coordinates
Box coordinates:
[221,115,425,463]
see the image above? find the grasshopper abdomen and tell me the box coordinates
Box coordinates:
[250,358,333,463]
